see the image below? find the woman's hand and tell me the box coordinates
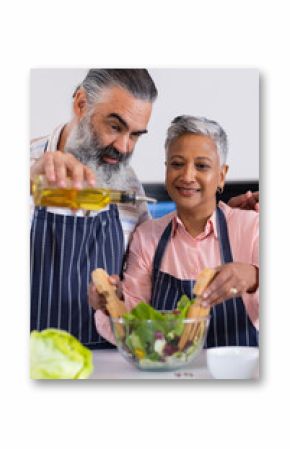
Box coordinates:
[228,191,259,212]
[88,275,123,312]
[200,263,259,308]
[30,151,96,188]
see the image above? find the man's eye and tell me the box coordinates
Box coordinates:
[111,124,121,132]
[131,133,141,141]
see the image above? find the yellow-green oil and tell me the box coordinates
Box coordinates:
[32,180,123,211]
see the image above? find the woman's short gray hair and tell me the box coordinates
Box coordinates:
[165,115,228,165]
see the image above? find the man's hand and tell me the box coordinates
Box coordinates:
[88,275,123,312]
[199,262,259,308]
[228,191,259,212]
[30,151,96,188]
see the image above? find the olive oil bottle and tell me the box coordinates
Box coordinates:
[32,175,156,211]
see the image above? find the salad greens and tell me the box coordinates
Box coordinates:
[30,328,93,379]
[115,295,204,368]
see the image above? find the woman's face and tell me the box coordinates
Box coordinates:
[165,133,228,214]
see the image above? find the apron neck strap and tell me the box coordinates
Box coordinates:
[216,207,233,264]
[152,220,173,273]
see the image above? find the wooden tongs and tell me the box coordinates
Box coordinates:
[91,268,127,317]
[91,268,127,337]
[178,268,216,350]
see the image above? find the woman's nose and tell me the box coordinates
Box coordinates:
[181,164,196,181]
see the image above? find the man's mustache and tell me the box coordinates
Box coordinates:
[97,146,131,165]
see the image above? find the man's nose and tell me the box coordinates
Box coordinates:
[113,134,131,154]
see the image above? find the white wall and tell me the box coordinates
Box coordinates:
[30,68,259,182]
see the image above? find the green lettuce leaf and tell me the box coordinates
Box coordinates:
[124,302,165,321]
[30,328,93,379]
[122,298,196,357]
[176,294,192,316]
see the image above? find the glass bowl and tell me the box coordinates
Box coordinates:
[110,314,209,371]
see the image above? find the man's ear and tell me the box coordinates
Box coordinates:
[73,88,88,119]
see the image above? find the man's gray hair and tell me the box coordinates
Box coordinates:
[74,69,158,110]
[165,115,228,165]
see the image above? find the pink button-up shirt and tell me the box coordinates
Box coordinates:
[95,201,259,344]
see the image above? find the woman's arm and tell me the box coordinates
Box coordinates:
[199,210,259,328]
[199,262,258,307]
[93,224,155,342]
[122,226,154,309]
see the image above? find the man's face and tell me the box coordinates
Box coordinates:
[65,86,152,185]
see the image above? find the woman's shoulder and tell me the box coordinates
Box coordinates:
[135,210,176,236]
[128,211,176,257]
[218,201,259,230]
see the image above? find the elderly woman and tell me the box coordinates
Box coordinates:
[91,115,259,347]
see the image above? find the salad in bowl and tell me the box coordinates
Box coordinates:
[110,295,209,371]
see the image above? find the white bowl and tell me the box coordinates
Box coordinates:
[206,346,259,379]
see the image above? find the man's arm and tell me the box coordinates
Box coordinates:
[30,151,96,188]
[228,191,259,211]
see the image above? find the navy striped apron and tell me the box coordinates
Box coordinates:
[151,207,258,347]
[30,204,124,349]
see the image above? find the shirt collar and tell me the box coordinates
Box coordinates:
[46,124,66,152]
[171,208,219,239]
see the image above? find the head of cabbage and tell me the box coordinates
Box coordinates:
[30,329,93,379]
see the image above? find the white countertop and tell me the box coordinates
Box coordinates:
[90,349,214,380]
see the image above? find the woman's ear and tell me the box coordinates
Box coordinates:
[73,88,88,119]
[218,164,229,190]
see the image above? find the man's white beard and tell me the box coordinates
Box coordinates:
[64,116,133,190]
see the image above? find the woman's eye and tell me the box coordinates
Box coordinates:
[170,161,184,168]
[196,163,210,170]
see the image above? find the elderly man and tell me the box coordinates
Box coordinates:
[30,69,157,349]
[30,69,258,349]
